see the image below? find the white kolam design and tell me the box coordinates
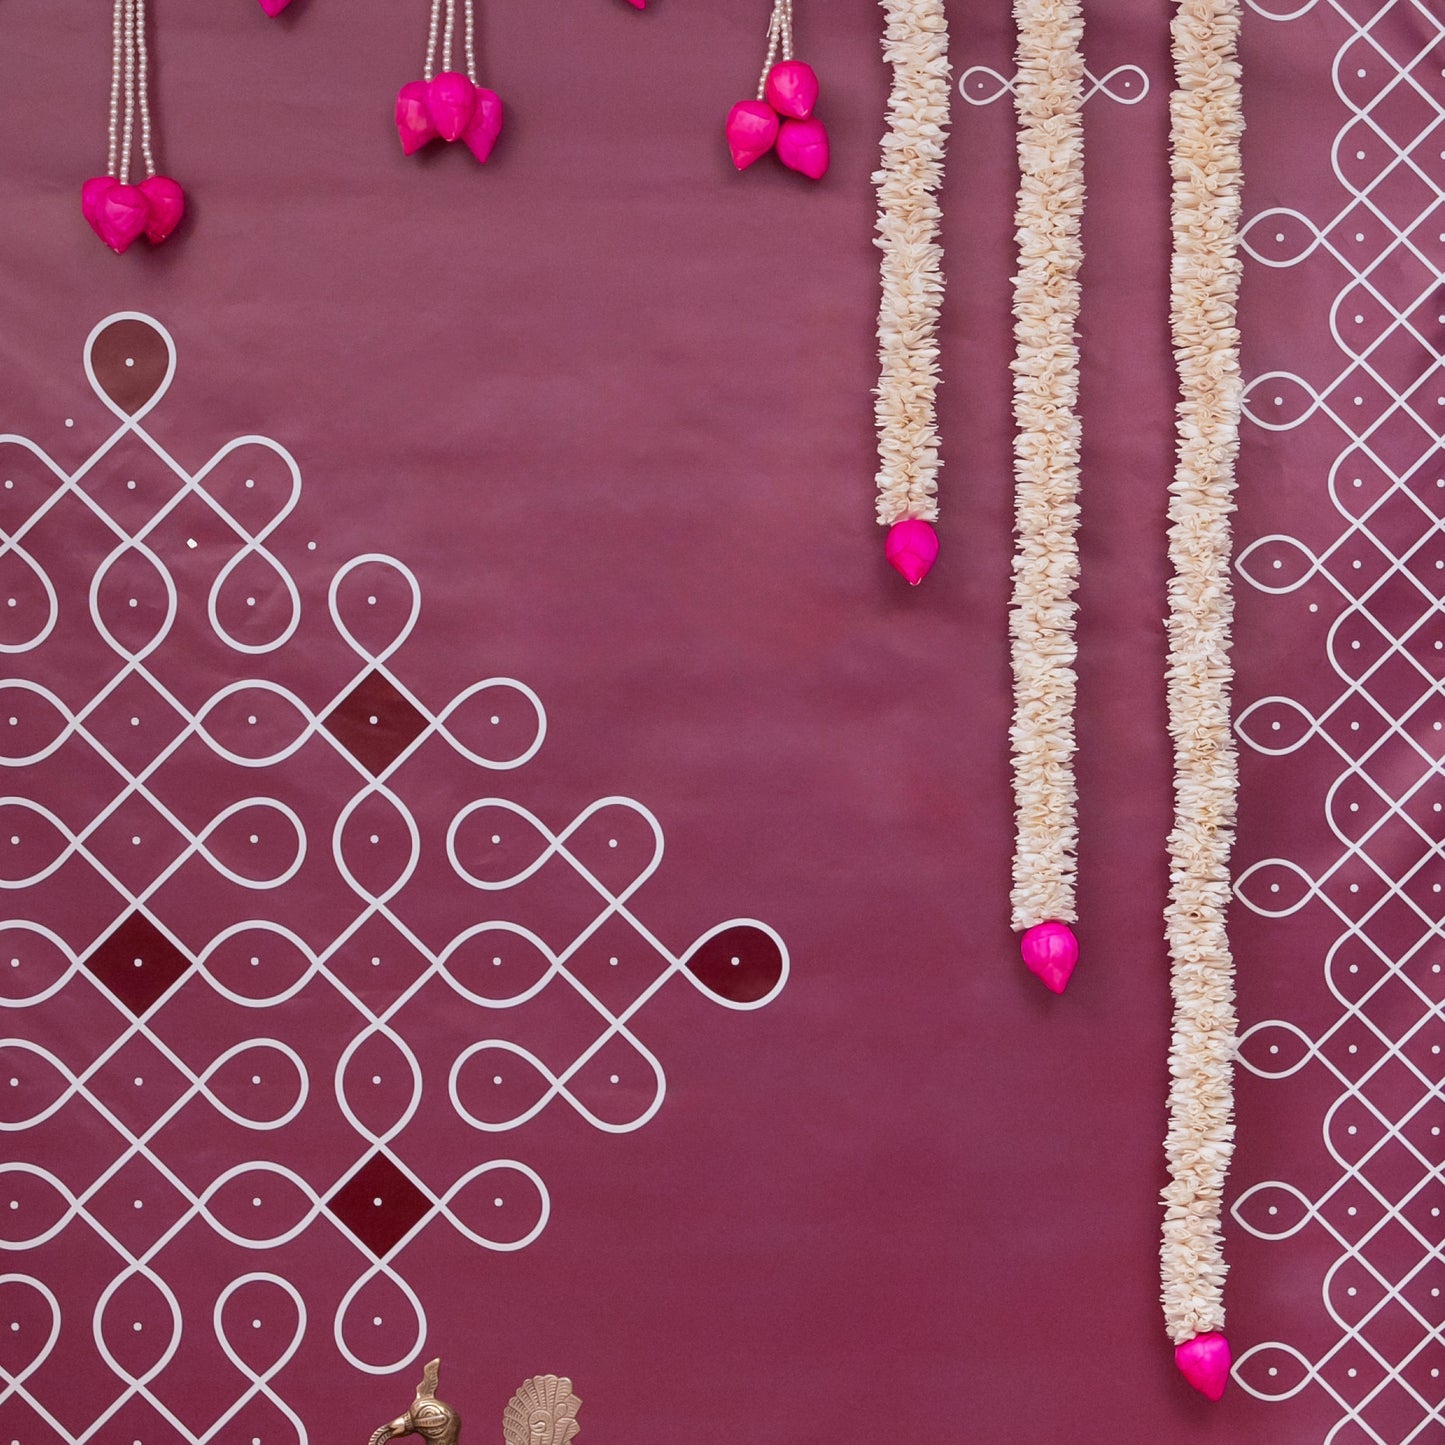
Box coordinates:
[1231,1,1445,1437]
[0,313,787,1440]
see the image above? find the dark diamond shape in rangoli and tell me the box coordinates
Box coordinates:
[84,913,191,1017]
[323,672,428,776]
[327,1154,432,1258]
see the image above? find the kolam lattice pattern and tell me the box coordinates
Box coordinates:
[0,313,787,1440]
[1232,1,1445,1436]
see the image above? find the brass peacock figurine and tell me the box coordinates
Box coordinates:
[368,1360,581,1445]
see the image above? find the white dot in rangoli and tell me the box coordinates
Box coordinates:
[369,715,378,725]
[608,956,618,967]
[134,1199,142,1209]
[367,596,376,606]
[1267,1205,1277,1215]
[1347,1206,1356,1215]
[608,838,618,849]
[1270,1044,1279,1054]
[493,1198,504,1208]
[252,1319,261,1329]
[131,836,140,846]
[248,715,257,725]
[246,597,255,608]
[1348,1044,1357,1054]
[252,1197,262,1207]
[252,1075,261,1085]
[373,1197,383,1207]
[370,834,380,844]
[130,716,139,726]
[1351,641,1361,650]
[1355,233,1365,242]
[490,715,500,725]
[492,956,502,966]
[249,834,258,844]
[125,356,135,368]
[64,418,73,428]
[126,480,136,491]
[134,1076,143,1086]
[308,541,317,551]
[251,956,260,966]
[1348,1126,1357,1135]
[491,834,501,845]
[1272,396,1282,406]
[1269,884,1279,894]
[373,1316,382,1326]
[1355,150,1365,160]
[128,598,137,608]
[1354,315,1363,324]
[1349,884,1359,893]
[609,1075,619,1085]
[1308,604,1318,613]
[371,956,381,967]
[372,1075,381,1085]
[493,1075,503,1085]
[245,478,255,490]
[133,1321,142,1331]
[1353,397,1363,406]
[134,957,143,967]
[1351,559,1361,569]
[186,538,197,549]
[1352,477,1362,487]
[1267,1367,1277,1377]
[1356,67,1365,77]
[1347,1368,1357,1378]
[730,955,741,966]
[1274,233,1283,243]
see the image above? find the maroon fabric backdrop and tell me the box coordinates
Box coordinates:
[0,2,1437,1443]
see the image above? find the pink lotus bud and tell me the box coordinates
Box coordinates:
[884,518,938,585]
[624,0,646,7]
[1020,921,1078,995]
[81,176,116,234]
[462,87,504,163]
[725,100,780,170]
[396,81,438,155]
[776,115,829,179]
[139,175,185,245]
[426,71,477,143]
[257,0,292,13]
[89,181,150,255]
[764,59,819,120]
[1175,1333,1231,1401]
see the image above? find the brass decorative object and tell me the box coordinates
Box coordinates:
[502,1375,582,1445]
[370,1359,462,1445]
[367,1361,581,1445]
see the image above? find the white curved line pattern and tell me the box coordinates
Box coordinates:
[1232,3,1445,1438]
[0,313,788,1436]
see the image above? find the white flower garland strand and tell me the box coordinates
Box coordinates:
[873,0,951,529]
[1007,0,1085,940]
[1159,0,1245,1389]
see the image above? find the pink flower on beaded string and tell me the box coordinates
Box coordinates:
[82,0,186,254]
[725,1,830,179]
[396,0,505,165]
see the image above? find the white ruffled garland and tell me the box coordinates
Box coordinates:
[1008,0,1085,938]
[1160,0,1244,1383]
[873,0,951,529]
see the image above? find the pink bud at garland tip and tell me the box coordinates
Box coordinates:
[776,116,829,179]
[1175,1333,1230,1401]
[82,176,186,255]
[256,0,292,13]
[1019,921,1077,995]
[396,78,504,163]
[884,518,938,585]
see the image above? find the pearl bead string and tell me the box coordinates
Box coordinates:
[756,0,794,101]
[105,0,156,185]
[425,0,476,85]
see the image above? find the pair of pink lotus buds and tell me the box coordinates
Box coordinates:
[726,60,829,180]
[396,74,504,162]
[81,175,185,255]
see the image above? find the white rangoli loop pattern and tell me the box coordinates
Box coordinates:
[0,312,788,1439]
[1233,2,1445,1437]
